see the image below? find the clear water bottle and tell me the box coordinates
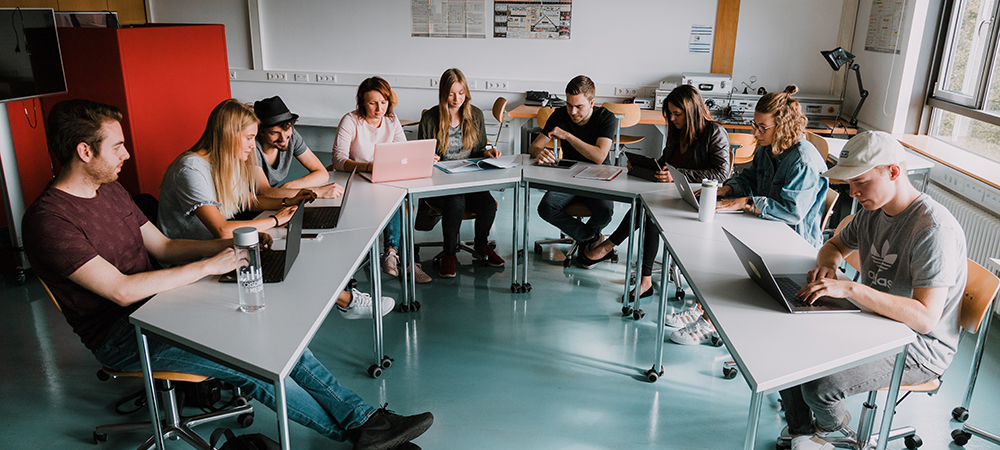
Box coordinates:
[234,227,265,312]
[699,179,718,223]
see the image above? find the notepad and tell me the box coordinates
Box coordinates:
[435,155,519,174]
[573,165,623,181]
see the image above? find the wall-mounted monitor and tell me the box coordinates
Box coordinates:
[0,8,67,103]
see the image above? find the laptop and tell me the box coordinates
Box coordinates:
[667,164,741,213]
[220,200,305,283]
[302,169,356,229]
[722,227,860,313]
[625,151,662,181]
[359,139,437,183]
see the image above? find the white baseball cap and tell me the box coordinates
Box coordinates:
[821,131,906,180]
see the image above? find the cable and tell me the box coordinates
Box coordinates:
[21,98,38,129]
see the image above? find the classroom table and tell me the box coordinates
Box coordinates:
[639,187,916,450]
[130,179,408,450]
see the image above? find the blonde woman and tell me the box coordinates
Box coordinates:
[417,68,503,278]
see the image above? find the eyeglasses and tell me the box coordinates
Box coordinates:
[749,120,775,134]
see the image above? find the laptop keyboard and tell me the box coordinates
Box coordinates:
[260,250,286,282]
[774,277,810,306]
[303,207,340,229]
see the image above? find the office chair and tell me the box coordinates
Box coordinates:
[40,279,254,449]
[413,198,498,268]
[727,131,756,173]
[533,200,618,268]
[776,259,1000,450]
[602,102,645,166]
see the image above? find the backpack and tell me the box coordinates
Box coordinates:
[210,428,280,450]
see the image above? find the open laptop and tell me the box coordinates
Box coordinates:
[667,164,741,213]
[221,200,305,283]
[359,139,436,183]
[722,227,860,313]
[625,151,661,181]
[302,169,355,229]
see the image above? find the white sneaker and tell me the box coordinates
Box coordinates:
[664,305,702,328]
[338,288,395,320]
[382,251,399,277]
[790,435,834,450]
[668,316,716,345]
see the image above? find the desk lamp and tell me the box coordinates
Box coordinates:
[821,47,868,127]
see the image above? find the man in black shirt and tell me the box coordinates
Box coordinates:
[529,75,617,268]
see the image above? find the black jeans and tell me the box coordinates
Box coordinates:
[425,191,497,255]
[608,208,659,277]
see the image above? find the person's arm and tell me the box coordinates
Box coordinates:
[549,127,612,164]
[193,202,299,239]
[750,158,826,225]
[470,107,492,158]
[329,113,372,172]
[799,277,949,334]
[281,149,331,189]
[390,115,407,143]
[140,221,233,265]
[528,132,556,164]
[68,247,237,306]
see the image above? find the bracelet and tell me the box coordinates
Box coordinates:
[269,215,279,227]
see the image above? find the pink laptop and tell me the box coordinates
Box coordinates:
[360,139,437,183]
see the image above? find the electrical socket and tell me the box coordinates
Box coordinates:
[316,74,337,83]
[468,80,477,89]
[486,80,508,90]
[230,71,237,80]
[964,181,986,202]
[614,87,638,97]
[294,73,308,82]
[266,72,287,81]
[941,172,962,191]
[430,78,439,87]
[984,190,1000,210]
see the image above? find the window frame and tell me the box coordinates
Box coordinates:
[930,0,1000,122]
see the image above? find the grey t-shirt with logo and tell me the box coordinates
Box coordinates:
[255,128,308,187]
[839,193,968,375]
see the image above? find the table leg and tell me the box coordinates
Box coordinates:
[645,242,669,382]
[135,326,165,450]
[369,244,387,377]
[743,391,764,450]
[511,181,520,291]
[274,378,291,450]
[632,205,647,314]
[521,181,531,290]
[622,199,637,316]
[874,347,907,450]
[401,196,413,308]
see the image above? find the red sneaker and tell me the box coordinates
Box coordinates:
[439,254,457,278]
[475,245,505,267]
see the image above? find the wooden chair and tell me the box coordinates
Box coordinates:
[727,131,756,173]
[41,280,254,448]
[820,188,840,241]
[602,102,645,166]
[490,96,508,150]
[536,106,559,153]
[806,131,830,161]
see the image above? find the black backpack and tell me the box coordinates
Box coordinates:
[210,428,279,450]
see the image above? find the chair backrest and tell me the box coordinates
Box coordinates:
[601,102,641,128]
[960,260,1000,333]
[491,97,507,146]
[728,132,757,173]
[805,131,830,162]
[536,106,559,155]
[821,188,840,231]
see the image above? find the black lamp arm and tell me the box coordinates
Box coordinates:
[848,63,868,127]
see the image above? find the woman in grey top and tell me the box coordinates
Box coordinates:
[417,68,505,279]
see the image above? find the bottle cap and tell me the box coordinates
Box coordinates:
[701,179,718,187]
[233,227,259,246]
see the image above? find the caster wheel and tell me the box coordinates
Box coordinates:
[237,412,254,428]
[412,301,421,311]
[96,370,111,382]
[711,334,724,347]
[523,283,532,292]
[367,365,382,378]
[511,283,519,293]
[380,356,394,369]
[953,406,970,422]
[952,429,971,446]
[622,305,633,316]
[675,290,686,300]
[517,249,525,258]
[15,271,27,285]
[723,367,738,379]
[93,431,108,444]
[398,303,410,313]
[563,258,572,268]
[904,434,922,449]
[633,309,645,320]
[644,366,663,382]
[534,244,542,254]
[610,254,619,263]
[234,396,249,407]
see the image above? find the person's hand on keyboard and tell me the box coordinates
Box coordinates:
[205,247,238,275]
[797,277,853,305]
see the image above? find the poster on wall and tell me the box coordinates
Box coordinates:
[494,0,572,40]
[411,0,487,38]
[865,0,906,54]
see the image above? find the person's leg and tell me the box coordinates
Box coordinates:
[383,209,404,259]
[778,386,816,436]
[640,218,659,279]
[426,195,464,255]
[536,191,597,242]
[578,196,615,238]
[467,191,497,249]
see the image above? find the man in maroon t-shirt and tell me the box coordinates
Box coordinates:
[23,99,433,449]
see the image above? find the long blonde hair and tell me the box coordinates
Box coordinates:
[435,68,480,156]
[185,99,260,218]
[755,85,807,155]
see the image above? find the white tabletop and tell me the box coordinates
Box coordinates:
[522,159,675,202]
[305,171,409,232]
[374,157,524,198]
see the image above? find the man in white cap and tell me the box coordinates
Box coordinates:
[778,131,967,450]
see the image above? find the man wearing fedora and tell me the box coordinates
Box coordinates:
[253,96,343,199]
[777,131,967,450]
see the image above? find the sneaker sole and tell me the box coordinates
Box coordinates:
[366,415,434,450]
[439,273,456,278]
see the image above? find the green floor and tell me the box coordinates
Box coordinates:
[2,153,1000,449]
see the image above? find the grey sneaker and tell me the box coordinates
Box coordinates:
[383,251,399,277]
[339,289,395,320]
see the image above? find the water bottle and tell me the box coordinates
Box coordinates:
[699,179,718,223]
[234,227,265,312]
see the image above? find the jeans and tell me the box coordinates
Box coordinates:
[426,191,497,255]
[537,191,614,243]
[778,350,939,435]
[383,208,404,258]
[608,208,659,277]
[94,316,375,442]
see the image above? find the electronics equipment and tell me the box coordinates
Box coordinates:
[525,90,565,107]
[221,200,305,283]
[681,72,733,93]
[624,152,661,181]
[301,169,356,229]
[0,8,67,102]
[360,139,437,183]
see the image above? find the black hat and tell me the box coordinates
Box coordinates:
[253,96,299,128]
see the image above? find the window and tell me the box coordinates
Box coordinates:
[928,0,1000,162]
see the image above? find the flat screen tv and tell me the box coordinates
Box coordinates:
[0,8,67,103]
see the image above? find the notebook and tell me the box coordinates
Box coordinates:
[435,155,519,174]
[220,200,304,284]
[625,152,662,181]
[572,165,623,181]
[302,169,356,229]
[667,164,741,214]
[722,227,860,314]
[359,139,436,183]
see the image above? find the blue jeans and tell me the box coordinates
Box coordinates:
[383,209,404,258]
[537,191,614,243]
[94,316,375,442]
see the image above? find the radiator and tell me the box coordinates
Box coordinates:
[926,184,1000,271]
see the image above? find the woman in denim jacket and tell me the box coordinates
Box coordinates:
[717,85,829,248]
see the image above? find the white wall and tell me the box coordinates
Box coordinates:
[148,0,846,128]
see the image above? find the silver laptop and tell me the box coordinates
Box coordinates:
[667,164,740,213]
[722,227,860,314]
